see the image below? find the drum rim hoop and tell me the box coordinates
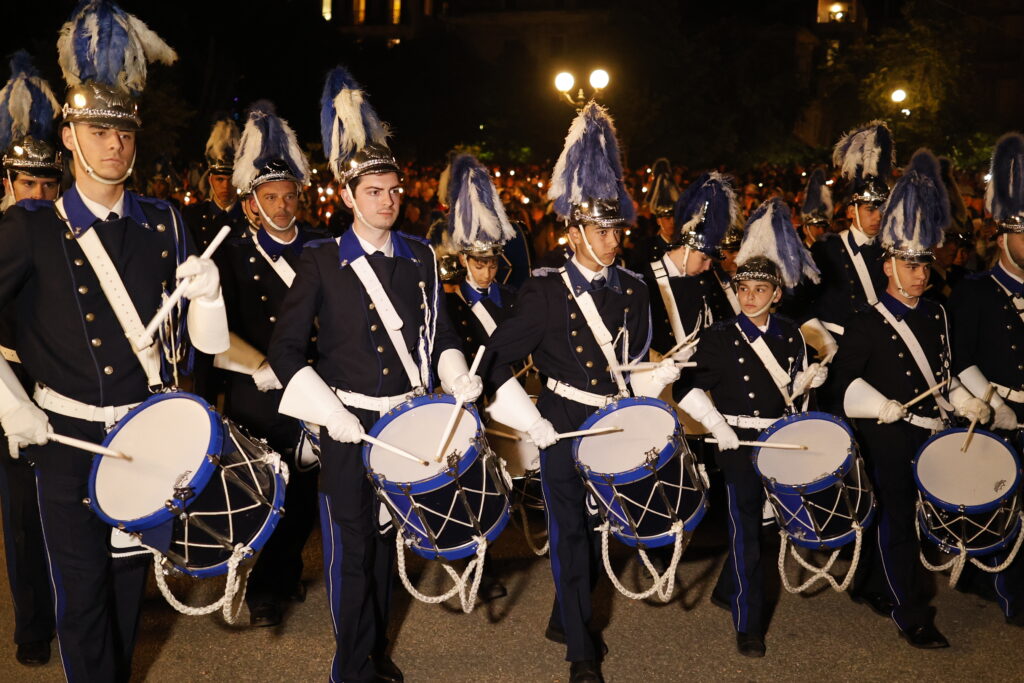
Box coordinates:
[573,396,682,483]
[753,411,856,492]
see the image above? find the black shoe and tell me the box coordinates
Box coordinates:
[899,624,950,649]
[372,653,403,682]
[544,625,609,657]
[15,640,50,666]
[736,632,766,658]
[569,659,604,683]
[249,600,283,627]
[286,581,307,603]
[478,575,508,603]
[709,592,730,612]
[850,591,894,617]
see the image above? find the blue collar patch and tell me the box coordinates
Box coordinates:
[337,227,417,268]
[62,184,152,237]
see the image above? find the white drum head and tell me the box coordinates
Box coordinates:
[917,432,1018,507]
[757,419,850,486]
[576,403,677,474]
[488,418,538,478]
[368,403,478,483]
[96,397,214,522]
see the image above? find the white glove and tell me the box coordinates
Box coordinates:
[877,399,907,424]
[176,255,221,302]
[709,421,740,451]
[956,397,992,424]
[252,361,282,392]
[450,373,483,404]
[992,404,1019,431]
[324,407,363,444]
[792,363,828,396]
[526,417,558,449]
[2,401,50,458]
[652,357,681,385]
[671,344,697,364]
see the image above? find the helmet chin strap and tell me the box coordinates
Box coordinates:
[891,256,917,301]
[345,183,390,232]
[68,122,134,186]
[1002,235,1023,271]
[578,224,615,268]
[252,189,297,234]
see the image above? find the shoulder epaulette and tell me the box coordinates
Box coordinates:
[305,237,337,250]
[615,264,646,283]
[136,195,172,212]
[396,230,430,246]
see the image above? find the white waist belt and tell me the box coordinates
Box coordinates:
[993,382,1024,404]
[33,384,139,427]
[0,345,19,363]
[545,378,615,408]
[723,414,780,430]
[334,388,415,415]
[904,413,944,432]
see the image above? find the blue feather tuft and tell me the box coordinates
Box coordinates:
[319,65,390,181]
[881,148,949,253]
[319,66,360,162]
[738,198,820,288]
[986,132,1024,222]
[446,154,515,248]
[0,51,60,149]
[833,120,895,182]
[801,168,830,216]
[673,171,736,250]
[8,51,38,79]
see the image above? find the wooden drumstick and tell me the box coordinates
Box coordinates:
[902,378,950,410]
[706,438,807,451]
[485,427,521,441]
[961,385,996,453]
[135,225,232,350]
[512,359,535,380]
[556,426,623,440]
[609,361,698,372]
[361,433,430,467]
[49,433,132,460]
[434,345,486,463]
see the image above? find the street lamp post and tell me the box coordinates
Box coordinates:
[554,69,610,107]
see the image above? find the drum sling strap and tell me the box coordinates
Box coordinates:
[839,230,879,306]
[735,320,805,409]
[873,302,952,419]
[456,290,498,336]
[252,237,296,287]
[560,268,629,397]
[651,259,690,344]
[349,255,425,390]
[55,197,163,389]
[716,269,741,316]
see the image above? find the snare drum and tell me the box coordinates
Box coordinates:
[89,392,287,577]
[573,397,708,548]
[754,412,875,550]
[914,428,1022,556]
[363,394,511,561]
[487,416,545,511]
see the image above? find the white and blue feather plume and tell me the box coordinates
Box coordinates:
[673,171,737,250]
[232,100,310,193]
[446,154,516,250]
[57,0,177,95]
[738,198,820,289]
[880,149,949,254]
[548,101,635,223]
[800,167,833,222]
[985,132,1024,223]
[0,51,60,151]
[320,66,390,181]
[832,120,894,182]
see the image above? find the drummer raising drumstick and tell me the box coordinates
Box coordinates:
[830,149,991,649]
[677,197,824,658]
[267,67,480,683]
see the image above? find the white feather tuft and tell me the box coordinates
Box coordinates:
[280,114,311,185]
[7,80,32,139]
[205,120,239,160]
[56,18,80,85]
[231,115,263,192]
[736,209,780,269]
[548,109,588,206]
[125,14,177,66]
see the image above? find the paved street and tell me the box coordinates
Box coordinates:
[0,504,1020,682]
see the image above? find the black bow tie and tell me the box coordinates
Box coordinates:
[104,211,119,222]
[591,276,607,291]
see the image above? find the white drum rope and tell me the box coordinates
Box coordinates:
[597,520,685,602]
[394,531,489,614]
[515,503,549,556]
[777,523,862,594]
[149,543,251,623]
[916,504,1024,587]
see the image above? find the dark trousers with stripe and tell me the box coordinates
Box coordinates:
[538,392,602,663]
[853,419,935,630]
[711,436,767,637]
[0,448,54,646]
[225,378,318,607]
[30,412,148,683]
[318,407,394,683]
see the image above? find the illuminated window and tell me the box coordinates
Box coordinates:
[391,0,401,24]
[322,0,332,20]
[353,0,366,24]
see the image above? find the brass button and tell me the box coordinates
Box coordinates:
[461,320,468,326]
[626,288,633,295]
[156,224,166,232]
[78,285,89,294]
[575,346,583,353]
[369,303,375,310]
[419,281,426,287]
[65,231,73,240]
[906,371,912,376]
[269,315,277,323]
[571,330,578,337]
[249,257,256,263]
[74,258,84,266]
[161,250,169,258]
[420,303,426,310]
[260,295,268,302]
[743,375,750,381]
[370,324,379,332]
[586,361,594,368]
[748,392,755,398]
[753,410,761,416]
[738,357,745,364]
[466,336,473,342]
[311,336,317,342]
[103,366,114,375]
[377,346,385,353]
[570,312,577,320]
[91,338,102,347]
[253,274,260,281]
[590,379,598,386]
[623,307,630,313]
[382,368,390,375]
[85,313,95,322]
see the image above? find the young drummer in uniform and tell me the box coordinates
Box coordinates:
[0,4,228,679]
[702,224,743,325]
[677,197,825,658]
[268,66,481,683]
[482,102,681,683]
[831,149,992,649]
[947,133,1024,626]
[214,102,323,627]
[629,157,678,269]
[182,117,249,251]
[0,50,61,668]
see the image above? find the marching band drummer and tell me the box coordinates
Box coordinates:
[481,102,681,683]
[0,3,229,679]
[702,224,743,325]
[947,133,1024,627]
[267,67,480,683]
[0,50,61,667]
[628,157,679,269]
[213,102,324,628]
[676,197,824,658]
[182,116,249,251]
[830,150,992,649]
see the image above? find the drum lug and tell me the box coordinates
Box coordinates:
[643,447,659,471]
[82,497,91,507]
